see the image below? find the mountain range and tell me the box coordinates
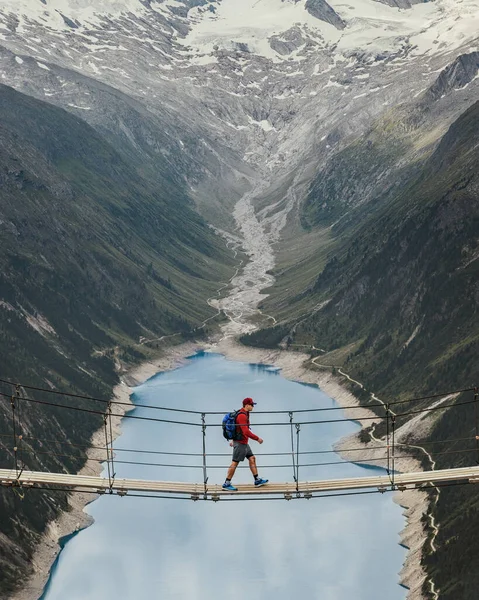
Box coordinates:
[0,0,478,598]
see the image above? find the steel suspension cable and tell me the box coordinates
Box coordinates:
[4,445,478,472]
[0,376,477,416]
[0,431,474,458]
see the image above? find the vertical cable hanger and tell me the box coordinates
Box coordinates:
[385,403,391,479]
[103,400,115,493]
[9,385,25,499]
[10,390,18,478]
[15,385,25,478]
[390,413,396,490]
[474,387,479,465]
[201,413,208,500]
[108,400,115,483]
[295,423,301,496]
[289,412,297,487]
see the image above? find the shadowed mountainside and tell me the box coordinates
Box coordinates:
[0,83,234,595]
[242,100,479,599]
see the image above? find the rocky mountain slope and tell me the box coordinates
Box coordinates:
[0,82,234,596]
[0,0,478,598]
[242,77,479,600]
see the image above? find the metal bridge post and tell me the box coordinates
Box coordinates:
[385,403,391,479]
[295,423,301,496]
[391,414,396,489]
[103,401,115,493]
[10,391,18,478]
[289,412,297,487]
[474,387,479,465]
[201,413,208,500]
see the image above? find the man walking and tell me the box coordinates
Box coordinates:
[223,397,268,491]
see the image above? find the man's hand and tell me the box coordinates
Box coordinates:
[257,438,263,444]
[229,441,234,447]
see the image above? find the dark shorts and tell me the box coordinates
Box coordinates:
[232,442,254,463]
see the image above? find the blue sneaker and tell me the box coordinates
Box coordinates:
[254,478,269,487]
[222,482,238,491]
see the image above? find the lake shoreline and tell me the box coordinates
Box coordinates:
[9,337,428,600]
[8,341,201,600]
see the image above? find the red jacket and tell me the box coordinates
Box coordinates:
[236,408,259,445]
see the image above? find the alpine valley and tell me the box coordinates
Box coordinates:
[0,1,478,599]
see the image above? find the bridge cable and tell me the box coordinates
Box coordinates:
[15,390,473,426]
[1,390,478,429]
[5,444,479,471]
[0,376,477,415]
[0,431,475,457]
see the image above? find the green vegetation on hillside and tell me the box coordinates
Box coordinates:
[0,84,234,595]
[242,100,479,599]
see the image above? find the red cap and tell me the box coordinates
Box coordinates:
[243,397,256,406]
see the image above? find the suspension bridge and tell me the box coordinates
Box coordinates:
[0,378,478,502]
[2,464,479,501]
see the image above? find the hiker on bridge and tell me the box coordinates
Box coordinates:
[222,397,268,491]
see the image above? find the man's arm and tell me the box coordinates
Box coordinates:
[236,412,260,442]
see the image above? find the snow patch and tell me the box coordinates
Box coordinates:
[67,103,92,110]
[248,116,275,132]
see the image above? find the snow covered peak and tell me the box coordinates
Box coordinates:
[0,0,477,247]
[179,0,477,64]
[0,0,477,64]
[181,0,345,62]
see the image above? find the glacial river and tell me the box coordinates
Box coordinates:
[40,352,406,600]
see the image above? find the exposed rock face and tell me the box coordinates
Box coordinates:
[373,0,434,7]
[305,0,346,29]
[425,52,479,102]
[269,27,306,55]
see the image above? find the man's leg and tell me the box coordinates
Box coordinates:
[226,461,239,481]
[224,444,248,490]
[248,455,258,477]
[248,453,268,487]
[223,461,239,490]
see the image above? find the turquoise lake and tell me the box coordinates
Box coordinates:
[40,352,406,600]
